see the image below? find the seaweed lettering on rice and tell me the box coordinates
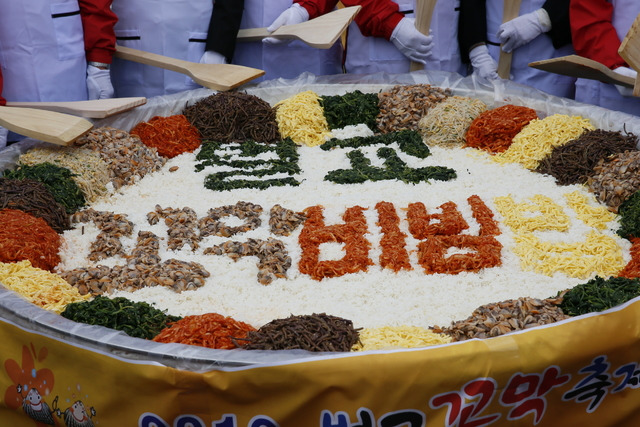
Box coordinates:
[325,147,456,185]
[195,138,301,191]
[322,129,431,159]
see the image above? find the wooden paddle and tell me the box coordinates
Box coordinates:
[6,97,147,119]
[237,6,361,49]
[0,106,92,146]
[618,13,640,96]
[497,0,522,79]
[528,55,635,87]
[114,46,265,92]
[410,0,438,72]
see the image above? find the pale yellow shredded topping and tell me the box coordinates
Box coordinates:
[493,114,595,169]
[564,191,616,230]
[513,231,625,279]
[0,261,90,313]
[352,325,452,351]
[275,90,331,147]
[494,194,570,232]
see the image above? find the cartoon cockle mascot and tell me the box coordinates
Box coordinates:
[16,384,57,425]
[56,400,96,427]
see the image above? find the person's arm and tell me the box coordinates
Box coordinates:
[340,0,403,40]
[205,0,245,64]
[542,0,571,49]
[80,0,116,99]
[570,0,626,69]
[297,0,340,19]
[457,0,487,64]
[79,0,117,65]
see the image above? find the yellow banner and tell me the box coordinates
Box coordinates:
[2,299,640,426]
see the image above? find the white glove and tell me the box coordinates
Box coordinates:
[264,3,309,45]
[200,50,227,64]
[469,44,499,80]
[390,17,434,64]
[497,9,551,53]
[86,65,114,100]
[0,126,7,150]
[613,66,638,97]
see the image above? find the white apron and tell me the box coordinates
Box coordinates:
[486,0,575,99]
[574,0,640,116]
[233,0,343,82]
[345,0,466,76]
[0,0,88,102]
[110,0,212,98]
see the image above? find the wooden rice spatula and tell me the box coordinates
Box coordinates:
[410,0,438,71]
[497,0,522,79]
[236,6,361,49]
[528,55,635,87]
[114,45,265,91]
[6,97,147,119]
[0,106,93,146]
[618,12,640,96]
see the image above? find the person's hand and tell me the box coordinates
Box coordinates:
[200,51,227,64]
[497,9,551,53]
[86,65,114,100]
[613,66,638,97]
[390,17,433,64]
[469,44,499,80]
[264,3,309,45]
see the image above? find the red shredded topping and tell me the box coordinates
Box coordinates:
[130,115,202,158]
[375,201,411,271]
[468,194,501,236]
[418,235,503,275]
[407,196,502,275]
[407,201,469,239]
[152,313,255,349]
[618,237,640,278]
[298,205,373,280]
[465,105,538,153]
[0,209,61,271]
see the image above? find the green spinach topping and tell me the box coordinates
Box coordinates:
[617,190,640,239]
[3,162,85,213]
[61,296,182,340]
[319,90,380,131]
[559,276,640,316]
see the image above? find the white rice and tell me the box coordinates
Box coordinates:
[57,137,631,330]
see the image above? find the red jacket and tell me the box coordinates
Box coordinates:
[80,0,118,64]
[570,0,627,69]
[297,0,403,40]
